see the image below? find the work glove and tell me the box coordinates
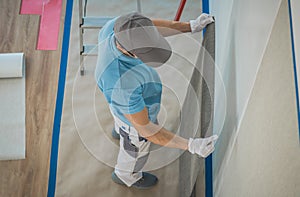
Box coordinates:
[188,135,218,158]
[190,13,214,33]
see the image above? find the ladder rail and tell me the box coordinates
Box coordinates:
[79,0,84,75]
[136,0,142,13]
[174,0,187,21]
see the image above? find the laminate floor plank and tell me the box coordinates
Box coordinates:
[0,1,66,196]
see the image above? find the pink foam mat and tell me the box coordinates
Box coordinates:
[20,0,63,50]
[20,0,43,14]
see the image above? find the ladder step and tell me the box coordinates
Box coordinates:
[82,44,98,56]
[81,16,114,29]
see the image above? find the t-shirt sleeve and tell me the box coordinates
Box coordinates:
[110,86,145,114]
[98,17,117,42]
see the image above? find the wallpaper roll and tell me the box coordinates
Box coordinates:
[0,53,24,78]
[0,53,26,160]
[179,22,215,197]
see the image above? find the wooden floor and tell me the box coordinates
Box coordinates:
[0,1,66,196]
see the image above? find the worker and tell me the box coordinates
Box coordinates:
[94,12,218,189]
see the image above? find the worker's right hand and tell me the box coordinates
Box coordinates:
[188,135,218,158]
[190,13,214,33]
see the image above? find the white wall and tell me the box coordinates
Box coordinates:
[291,0,300,112]
[209,0,300,196]
[210,0,281,182]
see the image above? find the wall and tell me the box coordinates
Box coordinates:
[291,0,300,125]
[209,0,300,196]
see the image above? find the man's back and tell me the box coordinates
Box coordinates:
[94,17,162,125]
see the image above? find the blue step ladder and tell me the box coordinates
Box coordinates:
[78,0,142,75]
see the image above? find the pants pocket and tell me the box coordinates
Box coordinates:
[119,128,138,158]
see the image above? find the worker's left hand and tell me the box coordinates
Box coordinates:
[188,135,218,158]
[190,13,214,33]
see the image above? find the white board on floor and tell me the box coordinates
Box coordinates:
[0,53,26,160]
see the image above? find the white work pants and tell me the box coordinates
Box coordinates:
[112,115,151,187]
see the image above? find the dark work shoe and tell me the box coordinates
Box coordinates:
[111,172,126,185]
[111,172,158,189]
[112,128,120,139]
[132,172,158,189]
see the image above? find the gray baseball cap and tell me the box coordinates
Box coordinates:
[114,12,172,67]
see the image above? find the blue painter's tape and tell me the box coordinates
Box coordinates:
[202,0,209,13]
[202,0,209,35]
[205,155,213,197]
[47,0,73,196]
[287,0,300,140]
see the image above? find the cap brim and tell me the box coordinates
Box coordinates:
[132,36,172,67]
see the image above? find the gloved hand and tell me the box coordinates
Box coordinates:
[188,135,218,158]
[190,13,214,33]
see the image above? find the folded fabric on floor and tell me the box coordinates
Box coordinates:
[0,53,26,160]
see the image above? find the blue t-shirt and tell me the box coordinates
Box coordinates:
[94,18,162,126]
